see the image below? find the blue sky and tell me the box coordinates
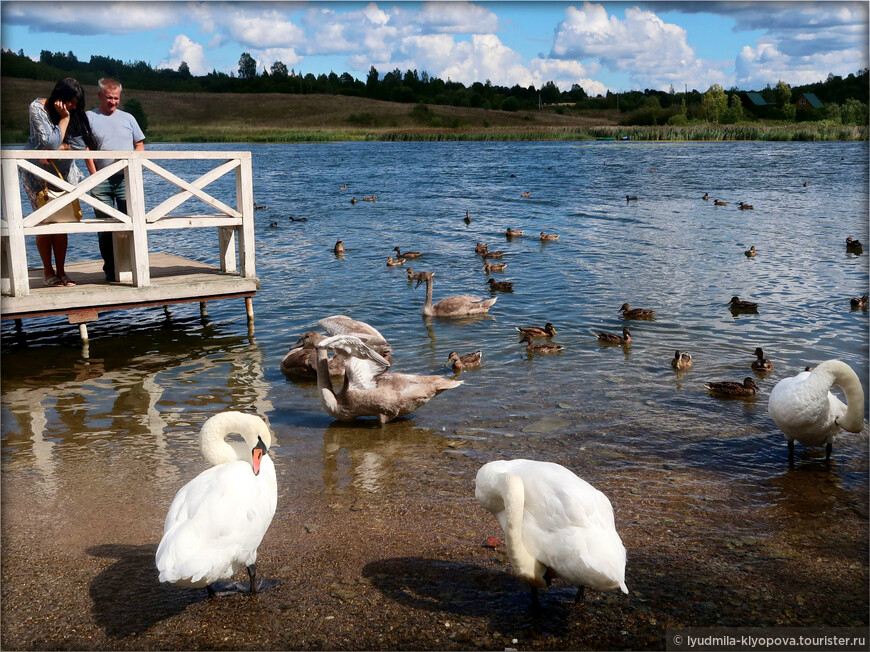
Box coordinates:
[1,1,867,94]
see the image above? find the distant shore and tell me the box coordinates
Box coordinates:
[2,76,866,143]
[141,123,868,143]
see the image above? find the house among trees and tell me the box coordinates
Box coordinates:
[743,92,773,108]
[794,92,824,109]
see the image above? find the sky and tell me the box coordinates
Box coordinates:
[1,1,867,95]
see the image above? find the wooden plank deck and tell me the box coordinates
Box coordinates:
[0,252,258,322]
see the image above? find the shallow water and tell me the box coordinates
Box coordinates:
[1,141,868,642]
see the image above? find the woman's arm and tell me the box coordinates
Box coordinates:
[28,100,68,150]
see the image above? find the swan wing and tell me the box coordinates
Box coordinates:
[768,368,846,442]
[507,460,628,593]
[157,457,277,587]
[318,315,389,347]
[317,334,391,389]
[433,295,497,313]
[375,373,462,400]
[280,346,317,376]
[335,373,461,421]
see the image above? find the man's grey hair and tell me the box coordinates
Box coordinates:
[98,78,122,93]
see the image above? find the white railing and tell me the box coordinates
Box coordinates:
[0,150,256,297]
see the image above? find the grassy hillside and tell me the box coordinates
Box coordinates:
[3,77,864,142]
[1,77,619,143]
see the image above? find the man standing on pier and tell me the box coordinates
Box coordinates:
[87,78,145,281]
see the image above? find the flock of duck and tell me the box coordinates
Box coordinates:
[153,190,866,612]
[700,192,753,210]
[315,223,864,462]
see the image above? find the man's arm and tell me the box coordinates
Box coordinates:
[134,140,145,151]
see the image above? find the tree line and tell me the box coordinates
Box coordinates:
[2,48,867,125]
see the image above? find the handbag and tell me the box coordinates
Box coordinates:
[36,160,82,224]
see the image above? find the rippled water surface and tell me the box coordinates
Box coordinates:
[2,140,868,570]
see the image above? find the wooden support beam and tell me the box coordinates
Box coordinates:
[67,309,100,324]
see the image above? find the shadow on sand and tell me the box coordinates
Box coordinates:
[86,543,203,638]
[362,556,583,637]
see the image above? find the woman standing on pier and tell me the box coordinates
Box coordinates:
[22,77,98,287]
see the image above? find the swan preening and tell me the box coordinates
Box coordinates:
[768,360,865,460]
[156,412,278,595]
[317,315,391,350]
[280,316,392,378]
[314,333,462,424]
[476,459,628,609]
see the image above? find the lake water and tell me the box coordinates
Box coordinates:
[1,140,868,642]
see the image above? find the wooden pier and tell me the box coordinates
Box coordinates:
[1,150,258,342]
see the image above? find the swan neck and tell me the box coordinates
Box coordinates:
[424,277,433,311]
[199,412,268,467]
[822,360,866,433]
[315,347,339,413]
[501,473,546,587]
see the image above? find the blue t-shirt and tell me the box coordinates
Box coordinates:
[87,108,145,170]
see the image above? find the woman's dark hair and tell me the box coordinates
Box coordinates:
[46,77,99,150]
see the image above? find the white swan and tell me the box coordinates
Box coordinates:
[475,459,628,608]
[314,334,462,424]
[768,360,865,460]
[156,412,278,594]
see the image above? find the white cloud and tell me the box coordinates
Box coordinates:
[729,4,868,87]
[528,58,607,97]
[3,0,178,35]
[252,48,303,74]
[412,1,499,34]
[335,11,611,93]
[437,34,531,87]
[362,1,391,27]
[398,34,456,68]
[196,4,305,50]
[648,1,868,88]
[550,2,726,90]
[157,33,209,76]
[736,39,866,88]
[2,0,612,91]
[299,3,404,61]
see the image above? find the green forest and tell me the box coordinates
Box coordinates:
[3,48,868,128]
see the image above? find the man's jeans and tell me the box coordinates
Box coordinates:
[92,173,127,281]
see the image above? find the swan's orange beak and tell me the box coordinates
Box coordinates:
[252,436,267,476]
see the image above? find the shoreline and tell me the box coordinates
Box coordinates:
[1,422,867,650]
[157,124,868,143]
[4,125,866,144]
